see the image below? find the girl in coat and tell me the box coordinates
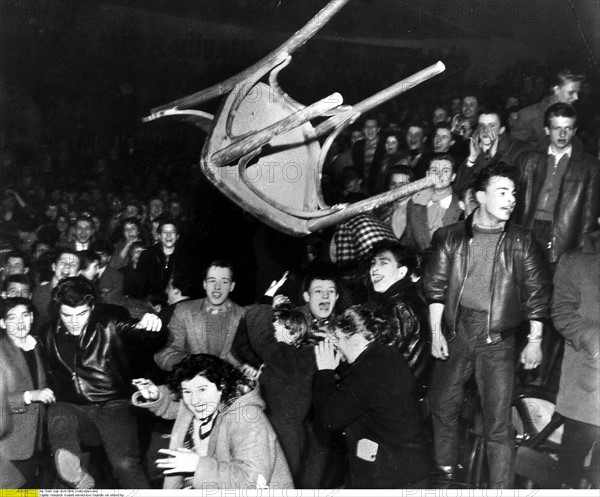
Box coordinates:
[313,304,430,488]
[132,354,293,490]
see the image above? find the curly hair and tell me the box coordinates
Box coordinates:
[52,275,97,308]
[328,304,395,345]
[167,354,253,405]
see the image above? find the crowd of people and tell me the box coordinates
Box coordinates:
[0,65,599,490]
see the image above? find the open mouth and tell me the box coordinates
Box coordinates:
[318,303,330,310]
[372,274,384,283]
[211,293,222,299]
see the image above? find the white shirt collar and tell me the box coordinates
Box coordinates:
[548,144,572,164]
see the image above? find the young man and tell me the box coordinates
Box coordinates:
[454,105,526,192]
[424,162,551,488]
[72,215,94,251]
[41,276,161,489]
[512,68,585,151]
[154,260,244,371]
[91,239,125,305]
[514,103,600,266]
[402,154,462,252]
[369,241,430,380]
[136,218,180,305]
[351,116,386,195]
[2,274,33,299]
[32,249,81,328]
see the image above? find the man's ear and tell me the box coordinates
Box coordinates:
[203,280,207,292]
[52,263,56,273]
[303,291,310,304]
[229,281,236,293]
[544,126,550,136]
[475,189,486,205]
[0,319,5,330]
[398,266,408,280]
[499,126,506,136]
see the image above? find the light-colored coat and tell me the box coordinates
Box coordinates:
[154,298,244,371]
[132,386,293,489]
[552,231,600,426]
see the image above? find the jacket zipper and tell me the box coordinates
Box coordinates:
[487,231,506,343]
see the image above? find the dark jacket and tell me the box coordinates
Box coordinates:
[368,278,430,383]
[351,137,387,194]
[313,342,429,488]
[514,141,600,263]
[41,303,157,404]
[423,213,551,343]
[552,230,600,426]
[136,244,180,303]
[510,94,557,151]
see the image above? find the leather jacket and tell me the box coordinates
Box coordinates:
[42,303,152,404]
[514,141,600,263]
[423,213,551,343]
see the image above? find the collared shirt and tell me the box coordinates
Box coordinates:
[535,146,572,221]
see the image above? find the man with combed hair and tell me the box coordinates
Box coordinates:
[154,260,244,371]
[41,276,162,489]
[511,68,585,151]
[424,163,551,488]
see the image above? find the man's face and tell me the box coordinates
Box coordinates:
[433,128,454,152]
[362,119,380,141]
[303,279,338,319]
[554,81,580,105]
[433,107,449,124]
[427,159,456,189]
[149,199,164,219]
[95,251,111,269]
[1,304,34,341]
[169,202,182,219]
[406,126,425,150]
[350,130,363,145]
[477,113,505,147]
[124,205,140,219]
[80,261,100,281]
[159,224,179,250]
[5,282,32,299]
[6,257,27,275]
[52,253,81,282]
[545,116,577,151]
[384,136,400,154]
[75,220,93,244]
[370,250,405,293]
[203,266,235,306]
[388,173,411,191]
[476,176,516,224]
[59,303,93,336]
[166,279,179,305]
[462,96,478,118]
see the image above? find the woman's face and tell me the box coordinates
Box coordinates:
[56,215,69,233]
[1,304,34,341]
[181,374,222,420]
[384,136,399,154]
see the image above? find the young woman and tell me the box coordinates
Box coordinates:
[132,354,293,490]
[313,304,430,488]
[243,305,317,483]
[0,298,55,488]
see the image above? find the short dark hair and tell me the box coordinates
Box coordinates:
[170,271,196,298]
[156,216,178,235]
[370,240,420,276]
[433,122,452,133]
[204,260,235,282]
[78,250,101,271]
[550,68,585,89]
[428,152,458,174]
[544,102,578,128]
[167,354,253,404]
[5,250,30,269]
[273,309,309,346]
[302,261,339,293]
[473,162,519,193]
[52,275,97,308]
[329,304,394,345]
[1,297,34,319]
[90,238,114,257]
[53,248,80,265]
[2,274,32,292]
[478,104,507,129]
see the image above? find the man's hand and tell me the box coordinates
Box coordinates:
[30,388,56,404]
[467,129,482,163]
[520,342,542,370]
[135,313,162,332]
[431,331,449,360]
[272,294,291,309]
[314,341,341,370]
[132,378,160,401]
[265,271,289,298]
